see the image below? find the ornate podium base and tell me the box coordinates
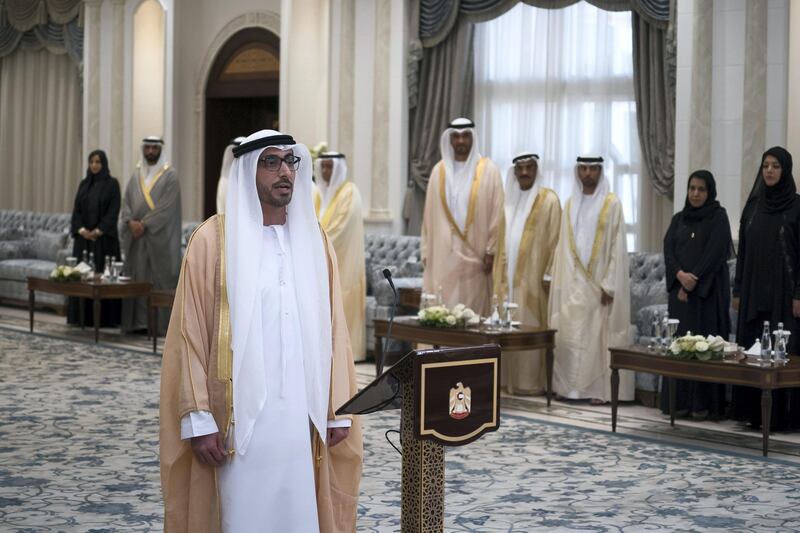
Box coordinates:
[400,367,444,532]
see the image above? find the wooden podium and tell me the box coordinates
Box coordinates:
[338,344,501,532]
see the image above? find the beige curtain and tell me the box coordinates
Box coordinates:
[638,164,673,252]
[0,48,82,212]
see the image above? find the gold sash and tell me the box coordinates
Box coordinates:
[320,182,352,229]
[566,193,616,281]
[512,188,548,291]
[138,163,170,210]
[215,215,233,441]
[438,157,487,246]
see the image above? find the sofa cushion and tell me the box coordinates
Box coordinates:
[32,230,67,261]
[364,235,421,294]
[0,258,58,282]
[0,227,21,240]
[629,252,667,318]
[0,240,30,261]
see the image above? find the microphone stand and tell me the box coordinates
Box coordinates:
[379,268,399,376]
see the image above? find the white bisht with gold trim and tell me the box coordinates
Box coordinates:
[119,158,182,333]
[548,180,634,402]
[421,120,504,317]
[313,169,367,362]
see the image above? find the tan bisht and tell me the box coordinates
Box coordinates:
[493,186,561,395]
[159,215,363,533]
[313,181,367,362]
[421,158,504,316]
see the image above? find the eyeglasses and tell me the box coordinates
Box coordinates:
[258,154,301,171]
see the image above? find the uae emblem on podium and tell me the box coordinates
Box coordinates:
[449,382,471,419]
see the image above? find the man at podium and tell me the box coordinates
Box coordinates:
[159,130,363,533]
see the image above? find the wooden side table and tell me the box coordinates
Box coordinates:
[27,277,152,343]
[149,289,176,353]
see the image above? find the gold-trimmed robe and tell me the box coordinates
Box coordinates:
[313,182,367,362]
[119,164,182,333]
[159,215,363,533]
[548,193,634,402]
[421,157,504,316]
[493,187,561,394]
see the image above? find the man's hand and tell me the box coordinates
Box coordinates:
[191,432,227,467]
[601,291,614,306]
[483,254,494,274]
[677,287,689,303]
[732,297,740,312]
[793,299,800,318]
[327,427,349,447]
[677,270,698,292]
[128,220,145,239]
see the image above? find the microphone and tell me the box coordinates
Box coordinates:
[378,268,399,376]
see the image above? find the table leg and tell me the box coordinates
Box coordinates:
[761,389,772,457]
[79,298,85,330]
[28,289,35,332]
[546,347,554,407]
[93,298,100,343]
[669,378,676,428]
[150,297,156,354]
[611,368,619,432]
[374,334,383,377]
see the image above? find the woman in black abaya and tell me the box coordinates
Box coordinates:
[731,146,800,430]
[67,150,122,327]
[660,170,732,420]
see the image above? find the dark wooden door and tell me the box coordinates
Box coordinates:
[203,27,280,219]
[204,97,278,218]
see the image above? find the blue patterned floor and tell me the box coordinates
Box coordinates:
[3,328,800,532]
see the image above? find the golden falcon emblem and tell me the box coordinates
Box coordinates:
[449,382,471,420]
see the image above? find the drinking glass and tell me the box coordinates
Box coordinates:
[502,301,519,330]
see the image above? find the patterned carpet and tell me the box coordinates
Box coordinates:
[3,328,800,532]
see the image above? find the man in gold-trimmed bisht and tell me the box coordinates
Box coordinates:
[119,136,182,334]
[159,130,363,533]
[421,118,504,316]
[312,152,366,362]
[548,155,634,404]
[493,153,561,395]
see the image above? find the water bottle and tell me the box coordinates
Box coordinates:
[89,252,95,272]
[82,249,88,264]
[761,321,772,360]
[490,294,501,327]
[103,255,112,280]
[774,323,787,361]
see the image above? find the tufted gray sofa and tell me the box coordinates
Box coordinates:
[364,234,423,356]
[0,210,202,313]
[0,210,73,311]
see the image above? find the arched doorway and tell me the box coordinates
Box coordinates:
[204,27,280,218]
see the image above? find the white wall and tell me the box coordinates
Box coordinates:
[172,0,282,220]
[132,0,165,163]
[674,0,790,235]
[84,0,410,226]
[329,0,408,235]
[788,0,800,157]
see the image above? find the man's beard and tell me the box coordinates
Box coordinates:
[258,180,294,207]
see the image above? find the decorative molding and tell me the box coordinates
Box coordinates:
[740,0,767,206]
[369,0,391,215]
[192,11,281,217]
[688,0,712,172]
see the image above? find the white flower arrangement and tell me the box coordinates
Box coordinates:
[417,304,477,329]
[668,333,725,361]
[49,265,81,282]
